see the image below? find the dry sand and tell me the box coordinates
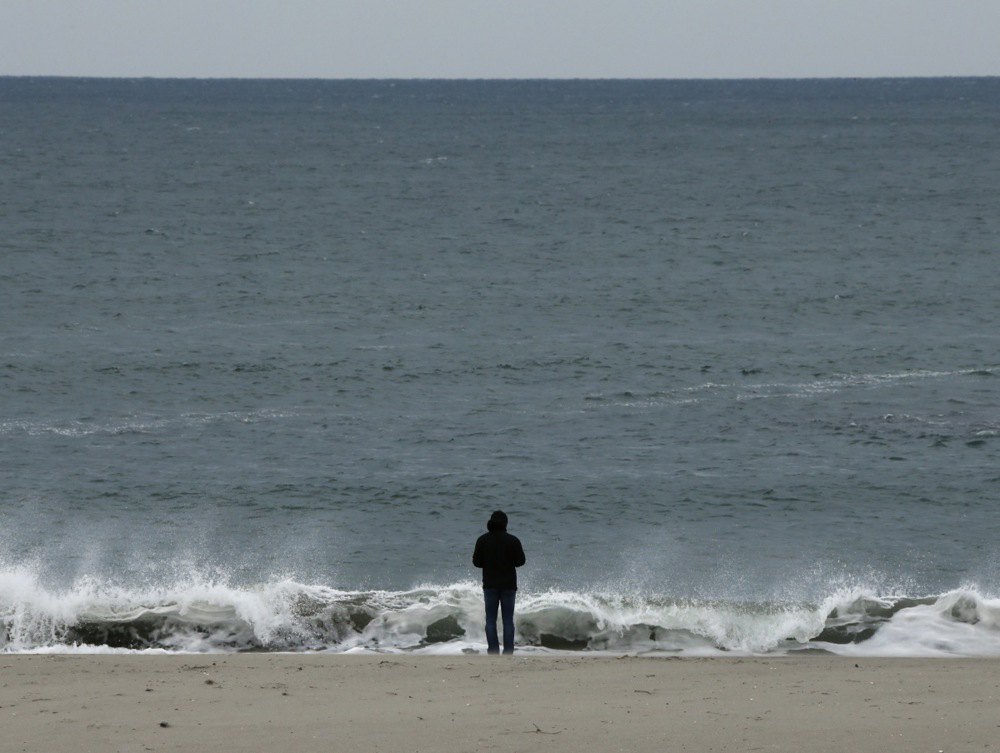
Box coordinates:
[1,654,997,753]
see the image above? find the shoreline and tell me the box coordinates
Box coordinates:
[3,654,997,752]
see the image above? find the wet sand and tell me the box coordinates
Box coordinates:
[1,654,997,753]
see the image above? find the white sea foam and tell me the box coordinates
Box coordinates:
[2,567,998,656]
[0,410,294,438]
[594,366,998,409]
[831,589,1000,657]
[736,367,999,401]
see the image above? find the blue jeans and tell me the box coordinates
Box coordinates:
[483,588,516,654]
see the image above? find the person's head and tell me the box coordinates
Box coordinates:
[487,510,508,532]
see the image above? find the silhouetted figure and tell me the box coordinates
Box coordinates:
[472,510,526,654]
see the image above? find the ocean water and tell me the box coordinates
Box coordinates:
[1,77,999,655]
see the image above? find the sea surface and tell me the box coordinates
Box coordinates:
[1,77,999,655]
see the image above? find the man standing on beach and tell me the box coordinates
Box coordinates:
[472,510,526,655]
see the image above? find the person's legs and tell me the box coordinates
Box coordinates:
[499,589,516,654]
[483,588,500,654]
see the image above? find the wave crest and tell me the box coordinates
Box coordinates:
[2,569,998,656]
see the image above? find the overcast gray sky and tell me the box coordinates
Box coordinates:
[2,0,998,79]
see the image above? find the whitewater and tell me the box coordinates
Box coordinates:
[2,565,998,657]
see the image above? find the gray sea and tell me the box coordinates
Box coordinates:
[1,78,998,655]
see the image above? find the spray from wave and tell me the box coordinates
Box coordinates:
[2,567,998,656]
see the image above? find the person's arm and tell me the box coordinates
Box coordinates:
[513,537,526,568]
[473,537,483,568]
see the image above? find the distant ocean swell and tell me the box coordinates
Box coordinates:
[2,570,998,657]
[3,368,995,439]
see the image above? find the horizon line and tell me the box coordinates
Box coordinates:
[3,74,999,82]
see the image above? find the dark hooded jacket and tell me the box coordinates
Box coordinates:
[472,511,526,590]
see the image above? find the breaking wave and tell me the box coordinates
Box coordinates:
[2,568,998,656]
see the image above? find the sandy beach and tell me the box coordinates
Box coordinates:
[1,654,997,753]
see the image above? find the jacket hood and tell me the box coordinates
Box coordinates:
[487,510,508,532]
